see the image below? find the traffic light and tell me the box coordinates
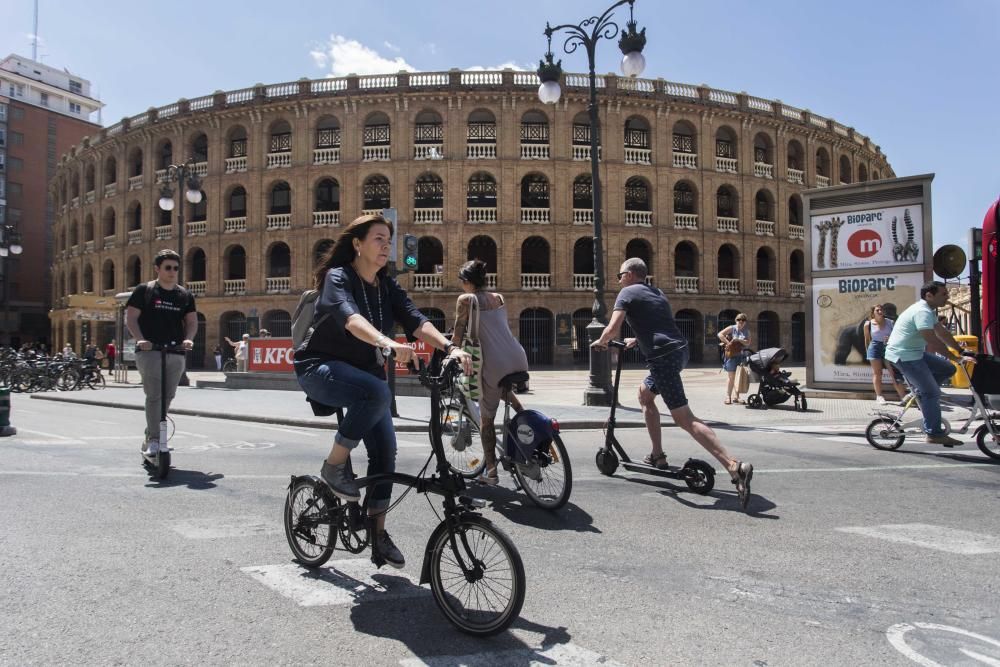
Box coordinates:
[401,234,419,272]
[971,227,983,261]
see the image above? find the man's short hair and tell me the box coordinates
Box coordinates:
[920,280,946,299]
[154,249,181,267]
[622,257,648,279]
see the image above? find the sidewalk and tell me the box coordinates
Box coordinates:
[28,365,907,434]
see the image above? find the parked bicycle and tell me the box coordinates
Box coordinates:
[283,350,525,636]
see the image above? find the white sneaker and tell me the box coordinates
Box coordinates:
[142,439,160,456]
[876,396,887,405]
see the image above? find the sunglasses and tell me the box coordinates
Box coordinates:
[161,265,179,271]
[736,318,747,322]
[617,271,630,279]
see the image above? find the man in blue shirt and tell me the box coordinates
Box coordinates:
[886,280,971,446]
[592,258,754,509]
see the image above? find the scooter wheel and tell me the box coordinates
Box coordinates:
[682,459,715,494]
[157,451,171,479]
[595,448,619,476]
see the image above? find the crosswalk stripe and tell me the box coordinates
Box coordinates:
[241,560,424,607]
[837,524,1000,554]
[399,643,626,667]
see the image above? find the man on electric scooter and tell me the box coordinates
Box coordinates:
[591,257,755,508]
[885,280,973,446]
[125,249,197,457]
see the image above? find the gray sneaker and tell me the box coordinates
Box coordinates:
[320,461,361,502]
[374,531,405,569]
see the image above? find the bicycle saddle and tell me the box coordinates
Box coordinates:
[499,371,530,390]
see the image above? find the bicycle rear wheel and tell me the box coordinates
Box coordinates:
[512,433,572,510]
[283,479,335,567]
[440,398,486,477]
[429,514,525,636]
[865,417,905,450]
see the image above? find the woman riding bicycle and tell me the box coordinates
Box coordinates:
[451,259,529,486]
[293,214,471,568]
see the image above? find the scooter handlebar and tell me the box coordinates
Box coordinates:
[609,340,627,350]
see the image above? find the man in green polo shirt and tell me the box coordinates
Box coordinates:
[885,280,970,446]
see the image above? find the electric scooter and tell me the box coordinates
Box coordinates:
[594,340,716,493]
[141,343,186,480]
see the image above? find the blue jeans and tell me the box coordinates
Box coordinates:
[894,353,955,436]
[295,358,396,510]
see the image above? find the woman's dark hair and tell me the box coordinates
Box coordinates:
[458,259,488,289]
[313,214,392,289]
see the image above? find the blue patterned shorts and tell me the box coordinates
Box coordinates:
[641,346,690,410]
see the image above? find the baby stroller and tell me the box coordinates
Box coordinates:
[744,347,807,411]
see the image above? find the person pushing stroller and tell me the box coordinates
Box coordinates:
[592,258,754,508]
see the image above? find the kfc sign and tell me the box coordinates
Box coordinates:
[248,338,295,372]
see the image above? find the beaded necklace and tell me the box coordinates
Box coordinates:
[358,275,382,332]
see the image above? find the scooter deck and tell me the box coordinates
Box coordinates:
[621,461,690,479]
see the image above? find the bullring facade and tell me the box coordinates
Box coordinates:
[49,70,893,367]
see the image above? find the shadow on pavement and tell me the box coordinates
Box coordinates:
[349,571,572,659]
[620,474,779,518]
[466,485,601,533]
[145,468,224,490]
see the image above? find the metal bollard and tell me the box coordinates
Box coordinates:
[0,386,17,437]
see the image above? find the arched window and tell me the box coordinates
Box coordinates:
[269,181,291,214]
[227,126,248,159]
[414,110,443,156]
[69,268,78,294]
[467,109,496,144]
[228,186,247,217]
[84,214,94,242]
[756,247,776,281]
[128,147,143,177]
[718,244,739,281]
[573,237,594,275]
[156,139,173,170]
[264,310,293,338]
[672,120,696,156]
[467,236,498,274]
[571,111,597,150]
[102,208,116,238]
[315,178,340,212]
[85,164,95,192]
[269,120,292,155]
[467,172,497,209]
[414,172,443,209]
[189,248,207,281]
[715,126,738,172]
[104,157,117,185]
[102,260,116,291]
[363,175,390,210]
[127,202,142,231]
[626,239,652,274]
[790,250,804,283]
[625,177,650,211]
[220,311,248,342]
[858,163,869,182]
[519,308,554,365]
[267,242,291,278]
[573,175,592,210]
[520,110,549,145]
[673,182,696,214]
[190,133,208,163]
[839,155,852,184]
[520,174,549,208]
[755,190,774,222]
[316,115,341,148]
[126,255,143,287]
[753,133,773,166]
[716,186,737,218]
[520,237,550,274]
[674,242,697,277]
[816,148,830,178]
[624,116,651,163]
[188,191,207,222]
[69,219,78,247]
[363,112,391,147]
[787,139,804,172]
[416,237,443,274]
[226,246,247,280]
[757,311,780,349]
[83,264,94,293]
[788,195,802,228]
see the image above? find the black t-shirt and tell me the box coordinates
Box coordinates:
[295,265,428,376]
[613,283,687,359]
[126,281,196,346]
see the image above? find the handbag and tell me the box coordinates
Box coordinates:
[725,337,747,359]
[458,295,483,401]
[735,363,751,394]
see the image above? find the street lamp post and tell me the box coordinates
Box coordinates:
[157,159,203,385]
[0,225,24,346]
[538,0,646,406]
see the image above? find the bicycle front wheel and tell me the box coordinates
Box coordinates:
[512,433,572,510]
[429,514,525,637]
[440,398,486,477]
[283,479,335,567]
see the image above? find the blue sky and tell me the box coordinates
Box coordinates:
[4,0,998,264]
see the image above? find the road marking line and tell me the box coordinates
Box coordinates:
[17,428,74,440]
[399,643,626,667]
[887,622,1000,667]
[839,524,1000,554]
[92,420,116,425]
[80,435,149,441]
[14,440,86,446]
[170,516,280,539]
[241,560,423,607]
[760,462,995,473]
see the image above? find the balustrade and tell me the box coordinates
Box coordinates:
[104,183,117,198]
[266,214,291,230]
[103,235,115,249]
[266,152,291,169]
[313,211,340,227]
[413,144,443,160]
[467,144,496,160]
[717,217,739,233]
[787,167,804,184]
[754,220,775,236]
[624,147,651,165]
[225,157,247,173]
[572,145,601,161]
[520,144,549,160]
[224,279,247,295]
[362,146,391,162]
[412,207,443,224]
[361,209,383,217]
[155,225,172,240]
[155,169,168,184]
[718,278,740,295]
[790,282,805,298]
[675,277,699,293]
[84,191,95,204]
[789,225,805,240]
[573,209,593,225]
[816,175,830,188]
[412,274,443,291]
[224,216,247,233]
[486,273,497,289]
[127,175,143,191]
[70,245,79,256]
[84,240,95,252]
[467,207,497,224]
[673,152,697,169]
[313,147,341,165]
[756,279,776,296]
[186,221,207,236]
[573,274,595,290]
[520,207,550,224]
[190,162,208,177]
[71,197,79,209]
[674,213,698,230]
[266,277,292,294]
[754,162,774,179]
[127,230,142,244]
[625,210,653,227]
[521,273,551,290]
[716,157,738,173]
[187,281,206,296]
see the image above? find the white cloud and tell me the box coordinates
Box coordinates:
[383,41,400,53]
[465,62,530,72]
[310,35,417,77]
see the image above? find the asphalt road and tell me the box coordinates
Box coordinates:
[2,394,999,666]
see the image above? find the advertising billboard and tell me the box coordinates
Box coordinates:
[246,336,433,375]
[811,204,925,272]
[810,272,924,383]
